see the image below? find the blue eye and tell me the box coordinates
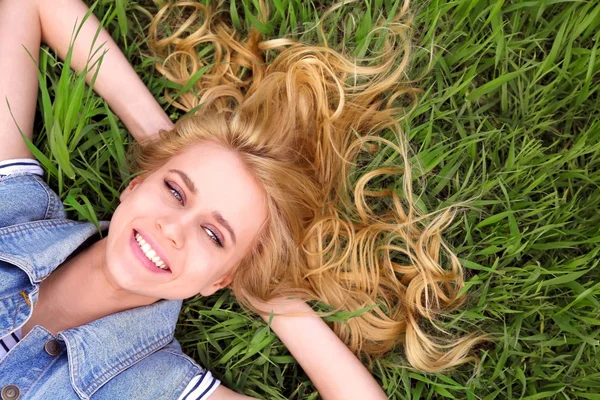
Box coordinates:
[164,180,183,203]
[164,179,224,248]
[204,227,224,248]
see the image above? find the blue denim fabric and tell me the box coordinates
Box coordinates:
[0,174,203,399]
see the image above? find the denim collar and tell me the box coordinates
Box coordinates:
[0,219,183,398]
[59,298,183,398]
[0,218,110,283]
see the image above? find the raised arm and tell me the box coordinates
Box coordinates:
[36,0,173,142]
[256,299,388,400]
[0,0,171,162]
[0,0,42,161]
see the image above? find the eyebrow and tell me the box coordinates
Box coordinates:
[168,168,237,246]
[169,169,197,195]
[212,211,237,246]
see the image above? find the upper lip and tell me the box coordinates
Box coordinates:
[135,228,172,270]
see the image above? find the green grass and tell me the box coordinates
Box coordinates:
[32,0,600,398]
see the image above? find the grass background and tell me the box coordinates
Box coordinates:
[31,0,600,398]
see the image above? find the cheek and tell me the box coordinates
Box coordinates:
[177,252,229,284]
[177,252,211,280]
[110,187,162,236]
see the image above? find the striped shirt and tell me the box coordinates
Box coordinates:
[0,330,22,359]
[0,159,220,400]
[0,158,44,176]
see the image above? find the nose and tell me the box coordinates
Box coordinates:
[156,214,185,248]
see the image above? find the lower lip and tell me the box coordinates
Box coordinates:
[130,230,171,274]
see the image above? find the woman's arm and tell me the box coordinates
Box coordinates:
[256,299,388,400]
[36,0,173,141]
[208,386,255,400]
[12,0,173,145]
[0,0,42,161]
[1,0,170,162]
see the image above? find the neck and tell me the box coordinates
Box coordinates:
[22,238,158,336]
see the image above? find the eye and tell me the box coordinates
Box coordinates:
[203,227,224,248]
[164,180,183,203]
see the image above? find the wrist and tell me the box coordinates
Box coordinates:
[104,83,174,142]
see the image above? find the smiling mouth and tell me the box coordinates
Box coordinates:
[133,230,171,272]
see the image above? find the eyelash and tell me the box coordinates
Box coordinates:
[163,180,224,248]
[165,180,183,203]
[203,228,223,248]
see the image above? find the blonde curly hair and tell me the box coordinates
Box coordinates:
[134,0,483,372]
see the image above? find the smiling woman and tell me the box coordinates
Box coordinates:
[0,0,481,398]
[143,0,484,372]
[107,141,268,300]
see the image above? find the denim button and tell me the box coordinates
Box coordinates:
[44,339,61,356]
[1,384,20,400]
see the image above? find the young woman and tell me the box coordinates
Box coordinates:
[0,0,480,398]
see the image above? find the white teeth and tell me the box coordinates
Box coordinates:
[135,232,168,270]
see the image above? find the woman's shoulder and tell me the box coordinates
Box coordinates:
[102,340,220,400]
[0,159,65,228]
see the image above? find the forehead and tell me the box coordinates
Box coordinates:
[160,141,267,243]
[165,141,247,177]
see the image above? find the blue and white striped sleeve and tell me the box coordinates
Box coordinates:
[176,370,220,400]
[0,158,44,176]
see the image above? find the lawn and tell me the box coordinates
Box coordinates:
[32,0,600,399]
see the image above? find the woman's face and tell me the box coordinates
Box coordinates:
[105,141,268,300]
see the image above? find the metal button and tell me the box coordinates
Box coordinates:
[44,339,61,356]
[1,385,20,400]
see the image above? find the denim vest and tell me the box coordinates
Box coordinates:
[0,174,203,399]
